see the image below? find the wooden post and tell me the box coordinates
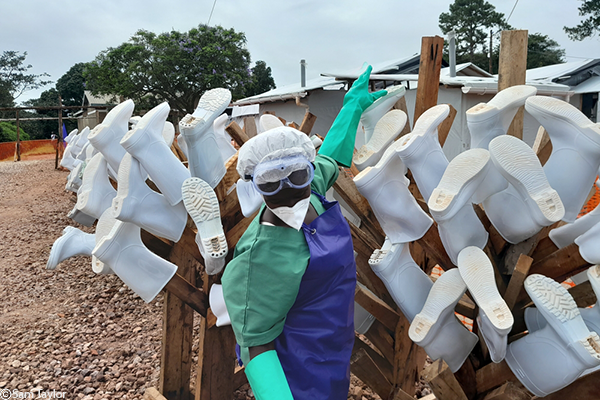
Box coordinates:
[15,109,21,161]
[414,36,445,123]
[159,242,198,400]
[498,30,528,140]
[56,96,63,169]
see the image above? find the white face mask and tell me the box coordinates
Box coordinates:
[267,197,311,231]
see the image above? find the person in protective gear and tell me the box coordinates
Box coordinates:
[221,65,387,399]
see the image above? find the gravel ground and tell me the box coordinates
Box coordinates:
[0,158,428,400]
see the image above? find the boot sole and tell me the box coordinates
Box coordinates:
[525,274,600,364]
[489,135,564,225]
[354,109,407,169]
[429,148,489,218]
[181,88,232,133]
[181,177,228,259]
[409,268,466,343]
[457,246,513,332]
[466,85,537,123]
[396,104,449,158]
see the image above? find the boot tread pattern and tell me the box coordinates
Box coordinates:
[525,274,579,323]
[527,96,598,130]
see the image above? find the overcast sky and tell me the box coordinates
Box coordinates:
[2,0,599,104]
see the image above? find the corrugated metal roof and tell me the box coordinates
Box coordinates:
[233,76,344,105]
[83,90,119,106]
[526,59,599,82]
[573,75,600,94]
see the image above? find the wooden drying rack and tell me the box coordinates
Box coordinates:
[122,32,599,400]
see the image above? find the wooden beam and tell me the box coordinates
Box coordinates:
[350,348,393,399]
[214,153,240,202]
[353,335,394,383]
[570,280,597,308]
[414,36,445,123]
[453,357,478,400]
[365,320,395,365]
[355,283,400,332]
[415,223,455,271]
[164,273,208,317]
[532,126,552,166]
[422,359,469,400]
[144,387,169,400]
[438,104,457,147]
[243,116,257,138]
[475,360,517,394]
[392,316,426,397]
[299,112,317,135]
[288,121,299,129]
[498,30,528,139]
[504,254,533,310]
[482,381,531,400]
[529,243,591,282]
[225,121,249,147]
[160,242,197,400]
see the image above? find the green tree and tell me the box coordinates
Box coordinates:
[0,121,30,142]
[527,33,566,69]
[439,0,509,61]
[85,25,254,113]
[0,51,51,105]
[245,60,276,97]
[57,62,88,106]
[564,0,600,40]
[21,88,64,140]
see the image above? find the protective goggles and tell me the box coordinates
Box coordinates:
[251,155,315,196]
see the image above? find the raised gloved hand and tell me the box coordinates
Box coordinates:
[319,64,387,167]
[244,350,294,400]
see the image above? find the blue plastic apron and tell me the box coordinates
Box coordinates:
[275,191,357,399]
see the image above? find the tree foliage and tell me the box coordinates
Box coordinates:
[439,0,509,61]
[526,33,566,69]
[564,0,600,40]
[0,51,51,106]
[57,63,88,106]
[245,60,276,97]
[84,25,255,113]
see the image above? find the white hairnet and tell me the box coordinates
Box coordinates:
[237,126,316,181]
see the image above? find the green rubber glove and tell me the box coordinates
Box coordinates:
[318,64,388,167]
[245,350,294,400]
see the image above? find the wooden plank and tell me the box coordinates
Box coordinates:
[350,348,393,399]
[570,280,597,308]
[214,152,240,202]
[164,273,208,317]
[299,112,317,135]
[415,223,455,271]
[453,357,477,400]
[529,235,558,261]
[365,320,395,365]
[532,126,552,166]
[160,242,197,400]
[332,168,386,244]
[390,388,415,400]
[529,243,591,282]
[498,30,528,140]
[475,360,517,394]
[353,335,394,383]
[171,140,188,163]
[288,121,299,129]
[196,275,236,400]
[355,283,400,332]
[144,387,168,400]
[225,121,249,147]
[482,381,531,400]
[541,367,600,400]
[414,36,445,123]
[438,104,457,147]
[504,254,533,310]
[392,316,425,396]
[242,117,257,138]
[232,367,248,391]
[422,359,469,400]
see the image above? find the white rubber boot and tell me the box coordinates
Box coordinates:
[75,153,117,220]
[71,126,90,157]
[91,208,118,275]
[369,241,432,322]
[310,135,323,148]
[209,284,231,327]
[162,121,175,147]
[436,204,489,265]
[466,85,537,149]
[88,99,134,174]
[67,204,96,227]
[396,104,450,201]
[354,109,407,171]
[526,96,600,222]
[46,226,96,270]
[112,154,187,242]
[60,140,78,170]
[484,135,565,244]
[120,102,191,206]
[64,128,78,144]
[575,221,600,264]
[213,113,237,162]
[259,113,284,132]
[361,85,406,143]
[550,204,600,249]
[354,140,433,243]
[457,246,513,363]
[65,161,85,193]
[181,177,228,275]
[84,143,97,163]
[235,178,263,218]
[409,268,479,372]
[176,134,189,159]
[92,220,177,302]
[179,88,231,188]
[505,274,600,397]
[354,300,376,335]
